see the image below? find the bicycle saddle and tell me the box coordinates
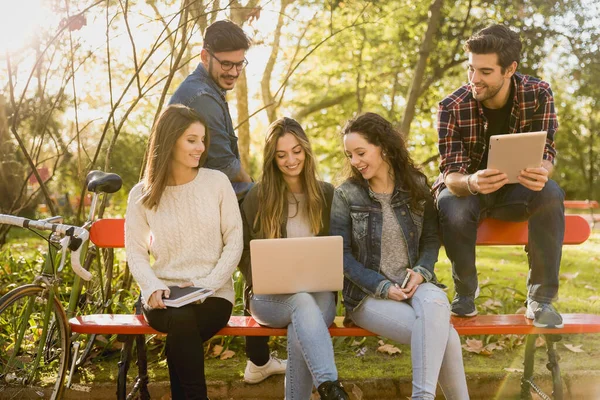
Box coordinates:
[86,170,123,194]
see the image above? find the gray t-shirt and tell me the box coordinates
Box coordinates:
[372,192,409,284]
[286,192,313,238]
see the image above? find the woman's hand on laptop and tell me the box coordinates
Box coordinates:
[470,169,509,194]
[518,166,549,191]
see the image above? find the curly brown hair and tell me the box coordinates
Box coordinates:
[341,112,429,209]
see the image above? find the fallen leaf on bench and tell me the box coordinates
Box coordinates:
[560,272,579,281]
[563,344,584,353]
[219,349,235,360]
[504,368,524,373]
[377,340,401,355]
[211,344,224,357]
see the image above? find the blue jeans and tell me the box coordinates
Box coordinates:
[350,284,469,400]
[249,292,337,400]
[437,180,565,302]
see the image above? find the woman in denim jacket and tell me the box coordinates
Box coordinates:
[330,113,469,400]
[239,117,349,400]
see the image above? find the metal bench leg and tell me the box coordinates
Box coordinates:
[135,333,151,400]
[545,334,563,400]
[117,334,134,400]
[521,334,535,400]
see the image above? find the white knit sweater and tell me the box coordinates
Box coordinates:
[125,168,243,305]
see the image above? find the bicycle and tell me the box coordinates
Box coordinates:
[0,170,122,399]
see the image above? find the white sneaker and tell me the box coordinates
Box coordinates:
[243,356,287,384]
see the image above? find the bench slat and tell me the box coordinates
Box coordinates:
[476,215,590,245]
[70,314,600,337]
[90,215,591,248]
[563,200,599,209]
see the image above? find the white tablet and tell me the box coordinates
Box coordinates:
[487,131,547,184]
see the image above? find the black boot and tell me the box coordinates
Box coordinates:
[317,380,350,400]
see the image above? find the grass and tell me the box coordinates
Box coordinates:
[69,230,600,386]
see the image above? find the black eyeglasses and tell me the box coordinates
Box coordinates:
[205,49,248,72]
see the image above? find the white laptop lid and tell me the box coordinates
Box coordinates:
[250,236,343,295]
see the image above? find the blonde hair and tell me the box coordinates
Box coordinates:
[255,117,325,238]
[141,105,210,209]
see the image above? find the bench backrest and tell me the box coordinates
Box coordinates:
[89,215,591,248]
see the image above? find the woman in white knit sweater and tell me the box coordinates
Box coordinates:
[125,104,243,400]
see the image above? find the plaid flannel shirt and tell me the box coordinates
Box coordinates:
[432,73,558,199]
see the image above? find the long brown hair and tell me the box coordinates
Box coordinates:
[141,105,210,209]
[342,112,429,209]
[255,117,325,238]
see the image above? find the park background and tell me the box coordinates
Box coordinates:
[0,0,599,398]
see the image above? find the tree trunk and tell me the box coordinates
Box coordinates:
[261,0,291,123]
[400,0,444,138]
[235,69,251,171]
[229,0,259,171]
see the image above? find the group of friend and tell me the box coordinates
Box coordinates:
[124,19,565,400]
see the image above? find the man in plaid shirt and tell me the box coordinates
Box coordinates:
[434,25,565,328]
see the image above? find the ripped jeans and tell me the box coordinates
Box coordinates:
[349,283,469,400]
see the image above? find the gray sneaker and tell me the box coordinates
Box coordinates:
[525,300,564,328]
[451,294,478,317]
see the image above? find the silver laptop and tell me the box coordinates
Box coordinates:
[250,236,343,295]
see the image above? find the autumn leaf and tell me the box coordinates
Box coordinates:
[560,272,579,281]
[160,394,171,400]
[462,338,484,354]
[504,368,524,373]
[563,344,585,353]
[220,349,236,360]
[351,383,363,400]
[482,299,503,311]
[211,344,224,357]
[535,337,546,348]
[59,14,87,32]
[246,7,262,24]
[377,341,402,355]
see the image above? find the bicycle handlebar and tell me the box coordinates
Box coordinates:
[0,214,93,281]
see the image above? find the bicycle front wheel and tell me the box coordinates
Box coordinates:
[0,284,69,400]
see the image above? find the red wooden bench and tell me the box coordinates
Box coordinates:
[70,216,597,400]
[564,200,599,226]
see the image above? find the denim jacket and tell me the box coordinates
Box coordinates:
[330,178,441,313]
[169,63,252,198]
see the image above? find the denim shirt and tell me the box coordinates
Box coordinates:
[330,178,441,313]
[169,63,252,199]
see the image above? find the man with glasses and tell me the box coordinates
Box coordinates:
[169,20,286,384]
[170,19,253,199]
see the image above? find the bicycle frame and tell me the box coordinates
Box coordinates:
[0,191,101,385]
